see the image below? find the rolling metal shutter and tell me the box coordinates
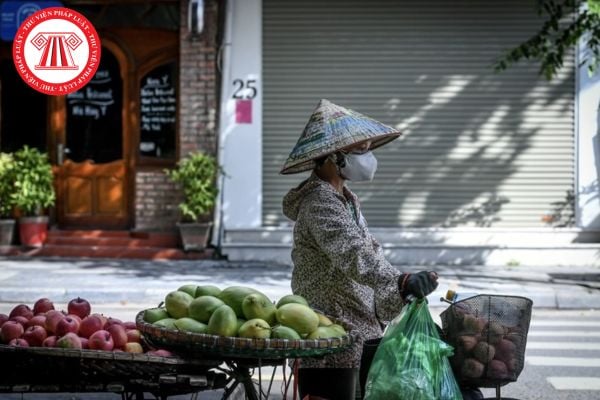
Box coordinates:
[262,0,575,228]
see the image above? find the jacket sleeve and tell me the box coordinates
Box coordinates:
[300,191,404,320]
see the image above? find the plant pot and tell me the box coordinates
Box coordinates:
[0,219,16,246]
[19,216,49,248]
[176,222,212,252]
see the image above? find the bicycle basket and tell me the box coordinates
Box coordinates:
[440,294,533,388]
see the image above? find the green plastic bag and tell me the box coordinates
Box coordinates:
[364,300,462,400]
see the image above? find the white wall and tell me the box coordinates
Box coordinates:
[215,0,262,239]
[576,28,600,229]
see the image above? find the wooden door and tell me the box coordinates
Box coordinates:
[52,43,129,229]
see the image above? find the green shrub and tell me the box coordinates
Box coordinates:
[165,152,219,222]
[0,152,17,218]
[12,146,55,216]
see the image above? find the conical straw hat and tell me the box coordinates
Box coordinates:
[280,99,401,174]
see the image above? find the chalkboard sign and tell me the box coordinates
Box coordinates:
[66,48,122,163]
[139,62,177,159]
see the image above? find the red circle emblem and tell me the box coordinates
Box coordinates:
[12,7,101,95]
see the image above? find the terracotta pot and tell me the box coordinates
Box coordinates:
[19,216,49,247]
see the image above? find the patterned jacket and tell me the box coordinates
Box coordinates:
[282,172,405,368]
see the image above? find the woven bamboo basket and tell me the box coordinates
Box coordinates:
[136,310,356,359]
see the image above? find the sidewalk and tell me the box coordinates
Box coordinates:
[0,256,598,322]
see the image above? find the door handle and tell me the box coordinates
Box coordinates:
[57,144,70,165]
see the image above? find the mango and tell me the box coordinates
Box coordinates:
[195,285,222,298]
[165,290,194,319]
[177,284,198,298]
[238,318,271,339]
[307,326,342,339]
[217,286,262,318]
[174,317,208,334]
[242,293,277,325]
[276,294,309,308]
[272,325,302,340]
[189,295,225,323]
[143,308,170,324]
[153,318,177,330]
[276,303,319,335]
[316,312,333,327]
[207,304,238,337]
[328,323,347,336]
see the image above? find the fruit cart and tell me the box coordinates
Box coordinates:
[0,315,355,400]
[0,343,228,399]
[135,310,357,400]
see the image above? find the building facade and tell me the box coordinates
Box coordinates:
[1,0,598,265]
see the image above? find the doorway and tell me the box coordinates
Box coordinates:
[51,45,128,228]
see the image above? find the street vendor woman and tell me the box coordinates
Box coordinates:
[280,99,440,399]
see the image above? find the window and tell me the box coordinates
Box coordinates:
[139,62,177,160]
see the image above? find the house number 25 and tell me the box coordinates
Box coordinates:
[232,79,257,99]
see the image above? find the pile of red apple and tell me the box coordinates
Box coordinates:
[0,297,172,357]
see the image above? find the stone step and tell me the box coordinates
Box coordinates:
[0,243,213,260]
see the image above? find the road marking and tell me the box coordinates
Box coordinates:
[528,330,600,337]
[527,356,600,367]
[527,341,600,350]
[0,272,17,281]
[532,321,600,327]
[547,377,600,390]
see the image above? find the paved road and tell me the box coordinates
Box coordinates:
[0,257,599,399]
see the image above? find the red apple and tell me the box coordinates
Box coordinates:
[23,325,47,346]
[124,342,144,353]
[67,297,91,319]
[0,313,8,326]
[9,304,33,320]
[55,316,80,336]
[8,338,29,347]
[9,316,29,326]
[105,317,123,328]
[25,315,47,329]
[66,314,82,324]
[79,315,104,338]
[126,329,142,343]
[56,332,82,349]
[91,313,107,328]
[80,337,89,349]
[45,310,65,334]
[107,324,128,349]
[33,298,55,315]
[88,330,114,351]
[42,336,58,347]
[1,321,24,343]
[123,321,137,330]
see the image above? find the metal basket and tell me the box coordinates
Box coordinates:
[440,294,533,388]
[136,310,356,360]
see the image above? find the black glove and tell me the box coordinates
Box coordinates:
[398,271,439,300]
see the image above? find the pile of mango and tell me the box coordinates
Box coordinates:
[143,285,347,340]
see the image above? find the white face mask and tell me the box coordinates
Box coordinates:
[340,151,378,181]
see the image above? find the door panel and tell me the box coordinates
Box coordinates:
[55,46,128,228]
[60,159,126,227]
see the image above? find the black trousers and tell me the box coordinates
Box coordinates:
[297,367,357,400]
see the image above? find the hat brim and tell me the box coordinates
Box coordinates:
[280,130,401,175]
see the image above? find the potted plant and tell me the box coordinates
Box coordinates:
[165,151,219,251]
[0,152,17,246]
[12,146,56,247]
